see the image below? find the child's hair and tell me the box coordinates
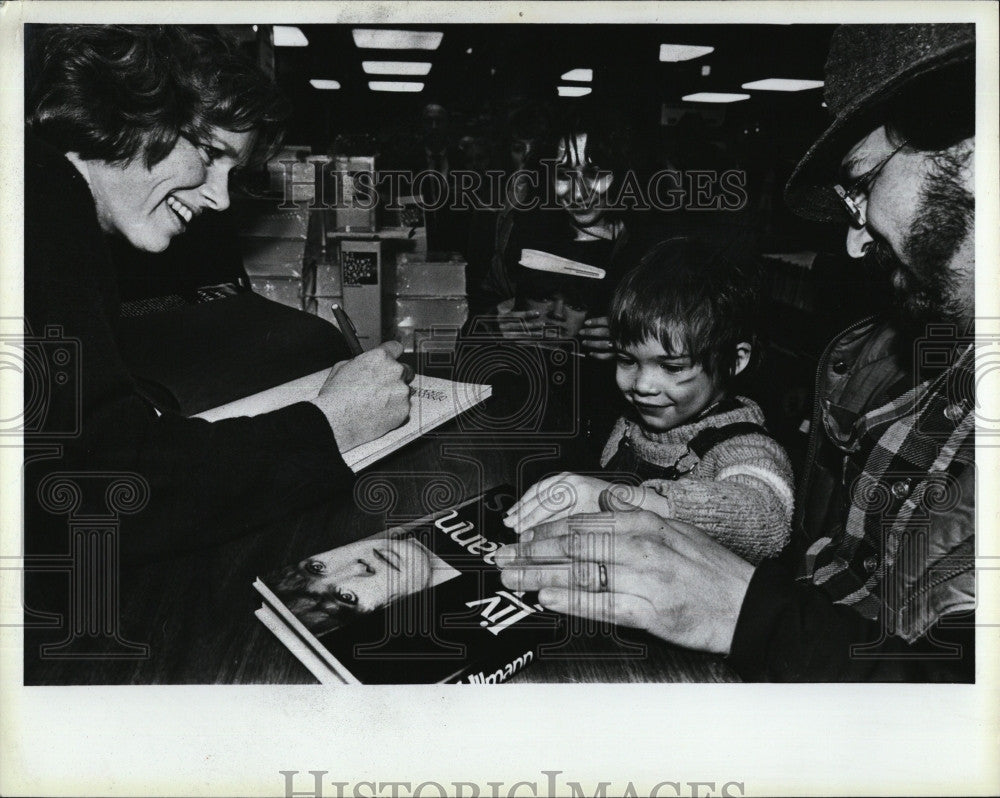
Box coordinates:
[609,237,761,387]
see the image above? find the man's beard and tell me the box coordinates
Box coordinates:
[865,147,974,331]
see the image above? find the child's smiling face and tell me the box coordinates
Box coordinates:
[614,336,727,432]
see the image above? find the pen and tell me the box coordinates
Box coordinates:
[331,302,364,356]
[331,303,415,383]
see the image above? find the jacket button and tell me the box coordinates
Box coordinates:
[891,479,912,500]
[832,360,849,374]
[944,402,964,422]
[863,555,879,572]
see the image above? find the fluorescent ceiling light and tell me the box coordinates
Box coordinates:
[659,44,714,62]
[310,79,341,90]
[742,78,824,91]
[682,92,750,103]
[369,81,425,92]
[557,86,592,98]
[561,68,593,82]
[362,61,432,76]
[274,26,308,47]
[352,29,443,50]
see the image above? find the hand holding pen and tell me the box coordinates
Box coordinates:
[331,303,415,384]
[309,304,413,454]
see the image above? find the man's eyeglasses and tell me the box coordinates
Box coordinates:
[833,139,908,227]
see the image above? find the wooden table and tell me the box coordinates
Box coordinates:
[23,351,738,685]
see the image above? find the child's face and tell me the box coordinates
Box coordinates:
[615,337,726,432]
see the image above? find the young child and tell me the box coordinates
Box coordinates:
[504,237,792,565]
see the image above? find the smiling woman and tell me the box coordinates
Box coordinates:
[22,25,413,580]
[28,25,286,252]
[64,129,254,252]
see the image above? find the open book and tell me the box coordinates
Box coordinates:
[194,370,491,472]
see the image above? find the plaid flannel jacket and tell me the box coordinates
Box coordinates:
[797,318,975,643]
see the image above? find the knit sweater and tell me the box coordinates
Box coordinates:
[600,397,793,565]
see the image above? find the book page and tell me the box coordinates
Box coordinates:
[345,374,490,471]
[193,370,491,471]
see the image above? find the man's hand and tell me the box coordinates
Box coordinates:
[312,341,411,454]
[578,315,614,360]
[495,497,756,655]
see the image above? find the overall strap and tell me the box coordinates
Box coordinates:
[687,422,770,460]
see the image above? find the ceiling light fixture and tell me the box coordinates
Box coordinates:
[682,92,750,103]
[659,44,714,62]
[310,79,341,90]
[560,68,593,82]
[273,26,308,47]
[557,86,592,98]
[369,81,425,92]
[362,61,432,76]
[741,78,824,91]
[352,29,443,50]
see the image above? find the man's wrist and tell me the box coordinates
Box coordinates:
[725,559,795,677]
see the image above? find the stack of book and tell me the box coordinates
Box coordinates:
[254,487,567,683]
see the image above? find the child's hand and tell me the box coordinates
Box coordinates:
[579,316,614,360]
[503,472,613,533]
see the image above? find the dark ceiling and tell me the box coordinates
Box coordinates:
[262,23,837,151]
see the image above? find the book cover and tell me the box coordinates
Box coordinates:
[254,486,567,684]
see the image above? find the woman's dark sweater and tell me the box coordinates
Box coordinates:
[23,135,356,563]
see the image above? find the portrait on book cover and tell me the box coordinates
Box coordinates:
[268,527,460,635]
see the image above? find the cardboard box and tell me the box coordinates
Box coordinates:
[231,196,310,239]
[386,296,468,353]
[328,155,378,231]
[312,259,344,296]
[266,146,315,198]
[389,253,466,297]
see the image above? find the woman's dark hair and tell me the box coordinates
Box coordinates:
[27,25,289,168]
[542,101,659,230]
[549,103,636,180]
[610,237,762,387]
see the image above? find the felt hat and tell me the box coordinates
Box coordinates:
[784,23,975,221]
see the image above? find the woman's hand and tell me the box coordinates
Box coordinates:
[579,316,614,360]
[494,497,756,655]
[314,341,411,454]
